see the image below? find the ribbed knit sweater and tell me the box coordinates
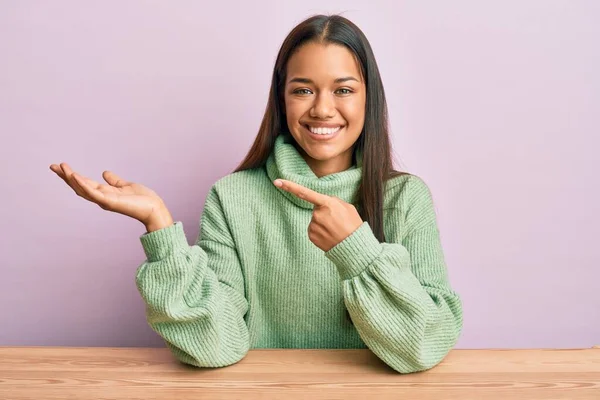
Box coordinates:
[135,132,463,373]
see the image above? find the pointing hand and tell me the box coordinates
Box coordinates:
[274,179,363,252]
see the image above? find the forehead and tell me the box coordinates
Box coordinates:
[286,42,363,82]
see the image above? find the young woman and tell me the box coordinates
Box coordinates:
[50,14,463,373]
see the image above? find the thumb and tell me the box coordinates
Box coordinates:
[102,170,130,187]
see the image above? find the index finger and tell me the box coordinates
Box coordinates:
[274,179,330,206]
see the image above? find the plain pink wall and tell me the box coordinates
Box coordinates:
[1,1,598,348]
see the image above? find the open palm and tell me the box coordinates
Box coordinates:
[50,162,166,224]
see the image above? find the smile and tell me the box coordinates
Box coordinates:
[302,124,344,141]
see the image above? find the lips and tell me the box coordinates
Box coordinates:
[303,123,345,129]
[301,124,344,141]
[305,125,341,134]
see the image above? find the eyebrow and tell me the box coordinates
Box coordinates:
[287,76,360,84]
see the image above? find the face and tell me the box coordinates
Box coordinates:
[284,42,366,177]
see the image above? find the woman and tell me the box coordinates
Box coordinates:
[49,14,463,373]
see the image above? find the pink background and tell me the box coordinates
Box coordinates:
[1,1,598,348]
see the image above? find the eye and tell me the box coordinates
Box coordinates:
[335,88,353,95]
[293,88,312,95]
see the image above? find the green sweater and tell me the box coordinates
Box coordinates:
[135,133,463,373]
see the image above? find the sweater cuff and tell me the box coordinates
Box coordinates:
[139,221,189,262]
[325,221,383,280]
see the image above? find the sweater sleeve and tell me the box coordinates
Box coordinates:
[135,186,249,368]
[324,176,463,373]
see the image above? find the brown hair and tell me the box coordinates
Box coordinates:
[233,14,408,242]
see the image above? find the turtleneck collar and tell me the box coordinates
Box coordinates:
[265,132,363,209]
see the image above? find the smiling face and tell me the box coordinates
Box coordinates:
[284,42,366,177]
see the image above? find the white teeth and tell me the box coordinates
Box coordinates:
[307,126,342,135]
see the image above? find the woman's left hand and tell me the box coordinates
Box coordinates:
[273,179,363,252]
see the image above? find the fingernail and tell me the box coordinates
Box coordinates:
[274,180,283,187]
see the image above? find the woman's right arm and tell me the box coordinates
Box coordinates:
[136,186,250,368]
[49,163,250,367]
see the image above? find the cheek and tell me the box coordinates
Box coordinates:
[284,96,304,120]
[340,96,366,123]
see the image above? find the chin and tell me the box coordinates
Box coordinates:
[307,153,335,162]
[306,147,342,161]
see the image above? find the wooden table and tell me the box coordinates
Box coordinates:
[1,347,598,399]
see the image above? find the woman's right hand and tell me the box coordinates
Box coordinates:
[49,162,173,231]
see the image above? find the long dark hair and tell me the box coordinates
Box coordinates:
[233,14,407,243]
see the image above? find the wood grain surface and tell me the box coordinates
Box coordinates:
[1,347,598,399]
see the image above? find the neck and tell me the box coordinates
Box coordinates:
[266,133,363,209]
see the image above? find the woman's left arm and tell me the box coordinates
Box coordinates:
[324,177,463,374]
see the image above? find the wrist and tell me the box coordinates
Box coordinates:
[144,204,174,233]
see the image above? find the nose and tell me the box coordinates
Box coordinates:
[310,92,336,119]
